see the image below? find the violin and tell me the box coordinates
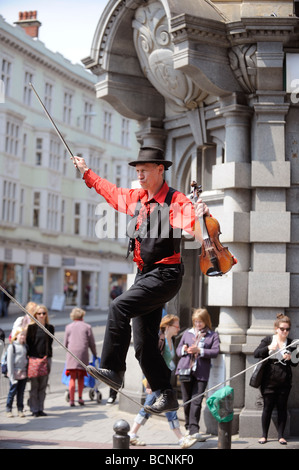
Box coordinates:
[190,181,237,277]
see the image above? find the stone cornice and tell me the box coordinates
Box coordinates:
[0,30,95,92]
[226,17,299,47]
[170,14,228,47]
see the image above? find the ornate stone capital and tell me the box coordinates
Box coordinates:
[133,2,207,114]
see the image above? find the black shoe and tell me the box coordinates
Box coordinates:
[87,366,124,390]
[38,411,47,416]
[144,389,179,414]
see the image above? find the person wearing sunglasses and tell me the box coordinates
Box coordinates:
[26,305,54,417]
[253,313,298,445]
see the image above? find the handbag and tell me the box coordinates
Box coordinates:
[27,356,48,378]
[179,368,192,383]
[249,360,265,388]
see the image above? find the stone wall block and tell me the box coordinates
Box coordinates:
[251,161,290,187]
[248,272,290,307]
[212,162,251,189]
[208,271,248,306]
[250,211,290,243]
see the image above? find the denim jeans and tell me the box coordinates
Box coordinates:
[6,378,27,412]
[135,389,180,430]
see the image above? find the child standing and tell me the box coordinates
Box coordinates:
[6,328,28,417]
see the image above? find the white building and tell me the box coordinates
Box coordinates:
[0,11,139,312]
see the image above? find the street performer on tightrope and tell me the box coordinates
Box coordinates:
[73,147,209,414]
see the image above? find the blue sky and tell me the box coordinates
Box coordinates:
[1,0,108,64]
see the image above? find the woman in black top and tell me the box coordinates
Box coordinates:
[254,313,298,445]
[26,304,54,417]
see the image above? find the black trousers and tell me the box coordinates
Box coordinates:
[180,377,207,436]
[100,264,183,391]
[261,389,291,439]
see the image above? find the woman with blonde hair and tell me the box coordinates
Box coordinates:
[176,308,220,449]
[64,307,97,406]
[254,313,298,445]
[26,304,54,417]
[10,301,37,340]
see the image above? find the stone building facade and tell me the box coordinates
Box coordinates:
[83,0,299,436]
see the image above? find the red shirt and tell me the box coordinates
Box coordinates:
[84,169,196,270]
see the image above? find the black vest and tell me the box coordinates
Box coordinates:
[127,187,182,266]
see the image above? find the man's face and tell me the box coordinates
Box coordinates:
[135,163,164,189]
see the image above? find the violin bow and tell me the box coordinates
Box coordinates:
[29,82,80,172]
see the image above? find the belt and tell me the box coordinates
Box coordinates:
[138,263,182,274]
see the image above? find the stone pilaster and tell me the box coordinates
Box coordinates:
[239,40,291,436]
[208,98,252,423]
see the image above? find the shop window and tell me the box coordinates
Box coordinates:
[2,180,16,223]
[0,262,21,313]
[109,274,126,302]
[64,270,78,306]
[82,271,91,306]
[28,266,43,304]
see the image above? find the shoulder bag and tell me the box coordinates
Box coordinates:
[249,360,265,388]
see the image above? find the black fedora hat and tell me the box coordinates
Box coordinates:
[129,147,172,169]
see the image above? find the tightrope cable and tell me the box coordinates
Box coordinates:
[1,283,298,411]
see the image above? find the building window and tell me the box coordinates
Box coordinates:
[61,199,65,232]
[103,111,112,141]
[87,203,97,238]
[47,193,59,231]
[63,91,73,125]
[62,149,68,176]
[2,180,17,223]
[19,187,25,224]
[49,139,61,171]
[33,191,40,227]
[75,153,83,179]
[83,101,94,133]
[74,202,80,235]
[5,120,19,156]
[22,133,27,162]
[89,154,101,175]
[23,71,33,106]
[36,138,43,166]
[115,164,122,187]
[121,118,130,147]
[44,82,53,113]
[1,58,12,97]
[28,266,44,304]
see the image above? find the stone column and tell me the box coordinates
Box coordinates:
[209,98,252,430]
[239,42,291,437]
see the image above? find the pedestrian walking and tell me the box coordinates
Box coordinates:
[64,307,97,406]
